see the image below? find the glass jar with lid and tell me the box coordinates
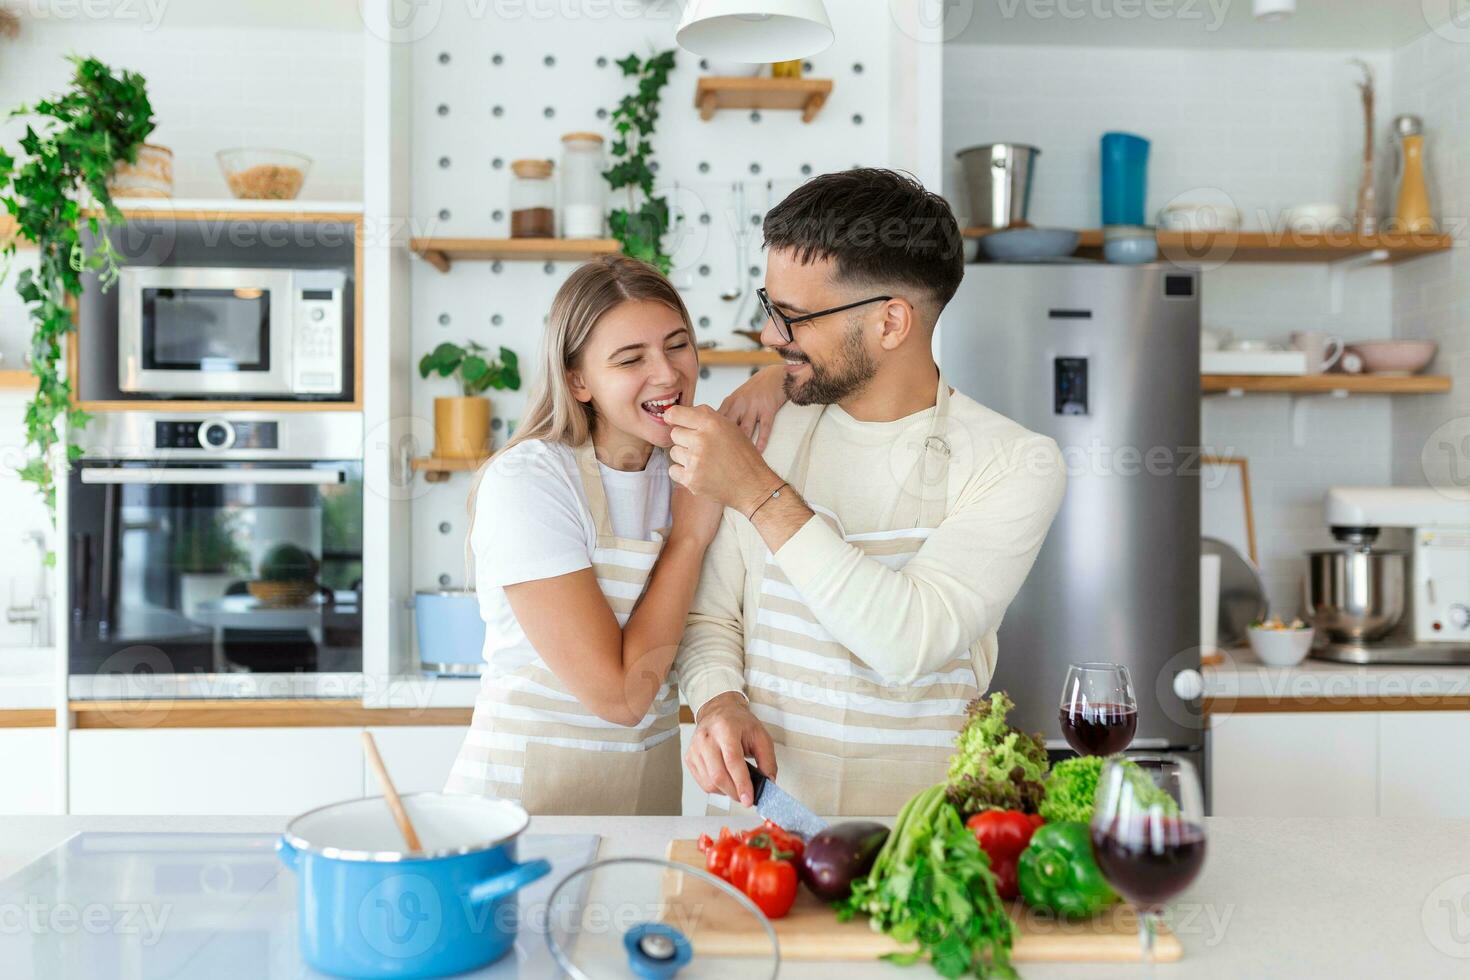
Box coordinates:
[509,158,555,238]
[559,133,606,239]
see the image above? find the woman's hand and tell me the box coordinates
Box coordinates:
[670,482,724,548]
[718,365,787,452]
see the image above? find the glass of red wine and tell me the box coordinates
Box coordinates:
[1058,663,1138,756]
[1090,755,1208,963]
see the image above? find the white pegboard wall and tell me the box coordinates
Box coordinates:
[407,1,905,593]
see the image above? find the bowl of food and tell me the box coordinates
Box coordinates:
[1247,618,1315,667]
[217,148,311,200]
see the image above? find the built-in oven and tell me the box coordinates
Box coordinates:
[68,412,363,692]
[117,266,348,398]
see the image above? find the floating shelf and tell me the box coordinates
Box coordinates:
[695,77,833,123]
[1202,374,1451,395]
[411,456,488,482]
[0,370,35,390]
[701,349,781,367]
[409,237,620,273]
[961,227,1453,264]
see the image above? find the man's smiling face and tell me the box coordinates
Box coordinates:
[758,248,880,406]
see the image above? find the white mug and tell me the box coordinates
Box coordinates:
[1289,330,1344,374]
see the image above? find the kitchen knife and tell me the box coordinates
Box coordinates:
[745,761,827,840]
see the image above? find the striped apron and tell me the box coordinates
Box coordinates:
[711,379,980,817]
[444,440,682,815]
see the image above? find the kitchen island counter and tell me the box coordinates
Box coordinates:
[2,814,1464,978]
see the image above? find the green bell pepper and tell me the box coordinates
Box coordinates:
[1017,821,1118,918]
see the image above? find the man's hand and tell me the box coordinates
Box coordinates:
[685,692,777,807]
[665,404,782,514]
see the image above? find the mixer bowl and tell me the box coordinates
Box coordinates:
[1302,547,1406,642]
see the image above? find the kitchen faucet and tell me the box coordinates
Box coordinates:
[6,529,51,648]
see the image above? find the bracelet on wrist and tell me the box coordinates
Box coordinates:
[746,481,789,521]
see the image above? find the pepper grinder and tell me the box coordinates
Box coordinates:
[1392,114,1436,234]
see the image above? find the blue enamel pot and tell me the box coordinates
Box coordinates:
[277,792,550,979]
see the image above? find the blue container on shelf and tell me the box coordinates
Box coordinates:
[1100,132,1150,227]
[415,589,486,676]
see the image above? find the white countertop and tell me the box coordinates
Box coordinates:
[0,648,56,710]
[1203,646,1470,701]
[2,814,1464,978]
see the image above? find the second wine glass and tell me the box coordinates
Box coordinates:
[1058,662,1138,756]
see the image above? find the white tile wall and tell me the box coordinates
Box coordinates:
[944,43,1402,615]
[1390,29,1470,489]
[0,21,363,202]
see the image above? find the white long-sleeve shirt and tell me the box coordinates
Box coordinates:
[676,390,1066,716]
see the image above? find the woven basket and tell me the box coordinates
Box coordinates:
[247,580,317,608]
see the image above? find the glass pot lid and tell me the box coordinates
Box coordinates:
[544,857,779,980]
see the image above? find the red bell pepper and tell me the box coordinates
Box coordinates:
[966,810,1044,899]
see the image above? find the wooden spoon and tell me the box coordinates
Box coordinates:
[361,730,423,854]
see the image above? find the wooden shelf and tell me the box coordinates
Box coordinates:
[1202,374,1451,395]
[700,349,781,367]
[961,227,1453,264]
[0,370,35,390]
[409,237,620,272]
[411,456,488,482]
[695,77,833,123]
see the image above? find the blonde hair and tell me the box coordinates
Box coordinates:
[464,255,693,569]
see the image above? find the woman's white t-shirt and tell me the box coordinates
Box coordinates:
[470,439,671,681]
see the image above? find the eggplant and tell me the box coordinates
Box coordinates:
[798,821,889,901]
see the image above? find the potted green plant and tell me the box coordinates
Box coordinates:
[418,341,520,459]
[604,49,677,273]
[248,542,320,608]
[172,511,249,619]
[0,56,153,523]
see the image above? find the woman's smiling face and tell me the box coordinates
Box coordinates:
[569,298,698,453]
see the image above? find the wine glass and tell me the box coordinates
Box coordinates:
[1090,755,1208,963]
[1058,663,1138,756]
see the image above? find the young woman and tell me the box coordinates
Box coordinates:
[444,255,784,815]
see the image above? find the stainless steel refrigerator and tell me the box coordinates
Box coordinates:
[942,263,1204,771]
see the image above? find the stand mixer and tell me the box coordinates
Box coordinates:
[1306,487,1470,664]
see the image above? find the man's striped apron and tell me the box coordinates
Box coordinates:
[711,379,979,816]
[445,440,682,815]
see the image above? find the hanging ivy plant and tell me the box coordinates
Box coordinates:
[604,49,676,274]
[0,56,154,524]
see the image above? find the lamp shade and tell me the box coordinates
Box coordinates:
[676,0,834,63]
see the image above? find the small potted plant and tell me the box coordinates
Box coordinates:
[418,342,520,459]
[173,512,249,618]
[248,542,320,608]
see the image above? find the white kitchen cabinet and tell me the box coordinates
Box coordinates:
[1209,712,1378,817]
[70,728,364,816]
[1379,712,1470,817]
[0,730,60,814]
[363,726,467,795]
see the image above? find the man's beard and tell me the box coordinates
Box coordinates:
[777,321,877,406]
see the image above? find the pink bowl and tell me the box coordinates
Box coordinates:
[1346,340,1437,375]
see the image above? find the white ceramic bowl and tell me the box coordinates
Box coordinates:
[1284,203,1347,233]
[1158,204,1241,232]
[1247,625,1315,667]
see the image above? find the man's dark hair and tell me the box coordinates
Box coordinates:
[762,168,965,318]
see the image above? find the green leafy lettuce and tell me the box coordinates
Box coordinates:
[945,692,1049,818]
[1040,755,1180,824]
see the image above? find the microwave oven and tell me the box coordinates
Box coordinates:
[117,266,348,398]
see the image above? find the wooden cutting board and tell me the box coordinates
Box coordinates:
[665,840,1182,963]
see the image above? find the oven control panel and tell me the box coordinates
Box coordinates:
[156,419,279,452]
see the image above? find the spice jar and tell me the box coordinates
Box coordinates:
[560,133,606,239]
[509,159,555,238]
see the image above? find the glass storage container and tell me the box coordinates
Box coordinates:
[509,158,556,238]
[559,133,606,239]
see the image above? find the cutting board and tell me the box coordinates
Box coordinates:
[665,840,1182,963]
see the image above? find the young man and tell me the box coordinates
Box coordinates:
[663,169,1066,815]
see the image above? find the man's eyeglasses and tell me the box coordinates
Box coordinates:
[757,288,893,345]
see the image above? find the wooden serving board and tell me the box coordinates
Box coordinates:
[665,840,1181,963]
